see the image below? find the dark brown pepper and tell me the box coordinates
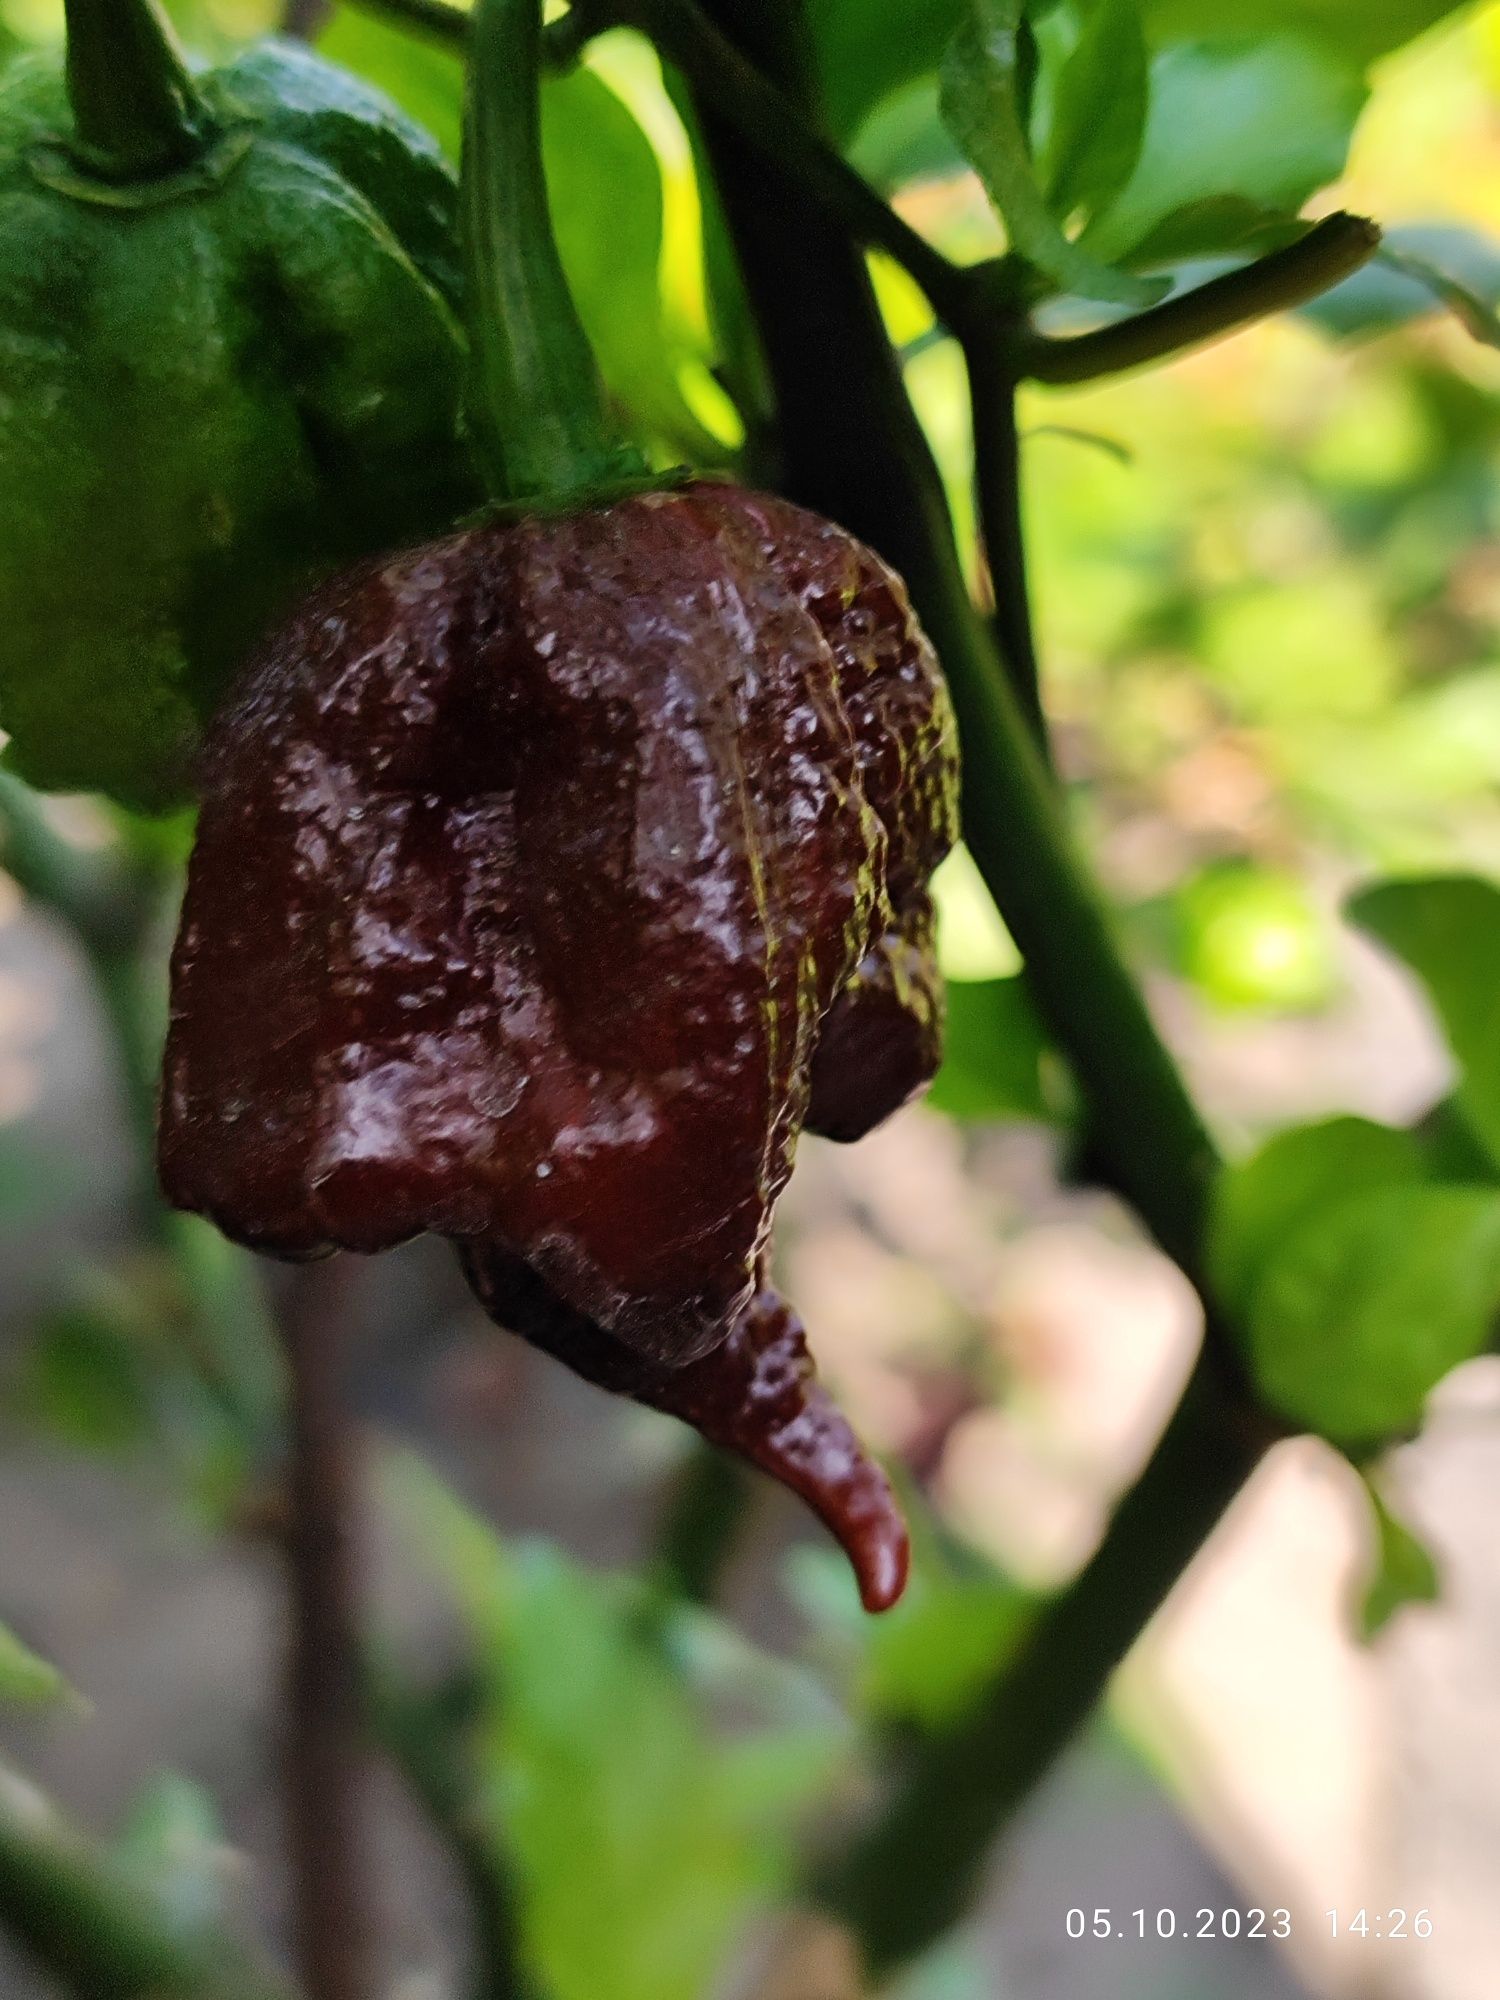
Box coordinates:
[159,483,957,1606]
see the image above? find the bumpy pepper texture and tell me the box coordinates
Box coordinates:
[160,484,958,1607]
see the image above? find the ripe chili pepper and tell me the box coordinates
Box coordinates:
[158,0,958,1608]
[0,0,474,810]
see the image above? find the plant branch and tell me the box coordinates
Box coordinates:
[964,341,1045,749]
[684,0,1219,1279]
[0,1758,294,2000]
[674,0,1270,1972]
[1013,213,1382,385]
[339,0,974,326]
[819,1350,1267,1968]
[280,1258,370,2000]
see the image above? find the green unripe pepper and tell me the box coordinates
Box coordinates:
[0,0,476,811]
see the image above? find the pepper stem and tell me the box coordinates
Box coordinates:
[462,0,649,504]
[62,0,210,182]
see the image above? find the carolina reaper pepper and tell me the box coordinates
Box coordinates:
[0,0,474,810]
[159,0,959,1609]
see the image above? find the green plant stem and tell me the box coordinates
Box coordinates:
[684,0,1218,1278]
[1014,213,1382,384]
[819,1355,1267,1969]
[61,0,208,180]
[611,0,974,325]
[0,1758,294,2000]
[674,0,1267,1971]
[964,340,1045,749]
[462,0,647,501]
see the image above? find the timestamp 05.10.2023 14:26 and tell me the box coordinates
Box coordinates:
[1064,1908,1436,1942]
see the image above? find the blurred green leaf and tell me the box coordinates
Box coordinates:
[1211,1114,1426,1312]
[1176,863,1336,1013]
[544,66,723,457]
[1042,0,1150,226]
[114,1775,229,1934]
[1356,1477,1440,1641]
[396,1459,838,2000]
[849,77,969,190]
[318,12,717,456]
[1307,226,1500,344]
[0,1622,66,1709]
[1244,1183,1500,1445]
[810,0,966,142]
[941,0,1165,304]
[1142,0,1471,66]
[317,8,466,155]
[1081,36,1367,266]
[14,1300,158,1455]
[1349,875,1500,1168]
[861,1565,1032,1731]
[928,976,1056,1123]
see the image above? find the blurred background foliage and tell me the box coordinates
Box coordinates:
[3,1,1500,1997]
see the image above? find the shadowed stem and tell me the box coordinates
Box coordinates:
[281,1257,370,2000]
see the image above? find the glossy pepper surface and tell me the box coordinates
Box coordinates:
[159,483,958,1608]
[0,20,474,811]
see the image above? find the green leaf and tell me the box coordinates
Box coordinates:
[12,1302,158,1455]
[114,1775,229,1934]
[1142,0,1471,67]
[1081,35,1367,267]
[543,67,722,458]
[809,0,967,142]
[1042,0,1150,226]
[940,0,1165,305]
[1304,224,1500,341]
[1356,1478,1439,1642]
[394,1460,836,2000]
[1349,876,1500,1169]
[316,8,465,156]
[927,976,1058,1123]
[0,1622,65,1708]
[1175,862,1336,1013]
[1211,1114,1426,1313]
[1244,1183,1500,1446]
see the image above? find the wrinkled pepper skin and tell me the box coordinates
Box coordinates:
[159,484,958,1604]
[0,40,475,811]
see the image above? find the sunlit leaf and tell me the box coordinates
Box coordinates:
[1042,0,1150,226]
[1176,863,1336,1013]
[1142,0,1471,66]
[1081,36,1367,267]
[1349,876,1500,1169]
[1211,1114,1425,1313]
[941,0,1164,304]
[1244,1183,1500,1445]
